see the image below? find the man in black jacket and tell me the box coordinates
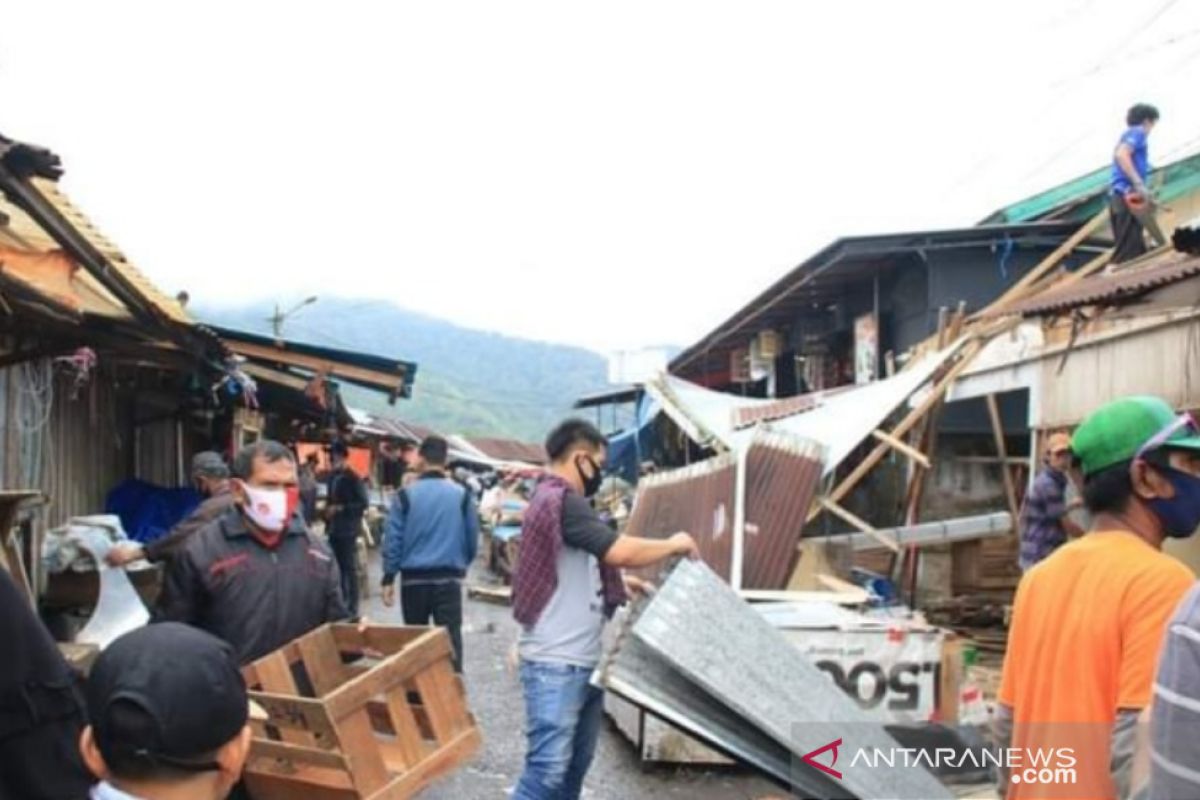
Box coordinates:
[326,440,368,618]
[0,566,92,799]
[157,440,348,665]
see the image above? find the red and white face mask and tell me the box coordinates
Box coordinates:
[239,482,300,533]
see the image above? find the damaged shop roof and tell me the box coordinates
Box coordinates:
[648,341,961,474]
[997,251,1200,317]
[207,324,418,402]
[0,133,191,333]
[670,221,1098,377]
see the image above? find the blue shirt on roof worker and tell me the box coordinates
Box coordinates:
[1108,102,1160,264]
[1111,125,1151,196]
[380,435,479,673]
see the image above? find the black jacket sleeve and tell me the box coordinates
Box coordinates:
[155,546,204,623]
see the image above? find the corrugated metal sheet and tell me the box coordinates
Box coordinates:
[732,394,820,429]
[742,430,824,588]
[465,437,546,465]
[624,453,738,582]
[0,245,129,319]
[1000,253,1200,317]
[623,430,824,589]
[626,560,953,800]
[0,361,131,528]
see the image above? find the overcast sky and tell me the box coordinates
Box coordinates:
[5,1,1200,356]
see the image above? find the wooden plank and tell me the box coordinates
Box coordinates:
[981,210,1108,314]
[336,709,391,796]
[255,652,318,747]
[384,692,429,769]
[986,394,1021,529]
[871,429,931,469]
[939,636,963,724]
[324,630,452,721]
[223,338,406,395]
[248,739,350,771]
[820,498,900,553]
[244,765,356,800]
[413,661,463,742]
[298,626,351,697]
[935,307,949,349]
[331,624,429,657]
[812,331,1002,523]
[372,727,483,800]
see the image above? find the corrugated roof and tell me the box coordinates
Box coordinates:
[29,177,191,325]
[999,253,1200,317]
[465,437,546,465]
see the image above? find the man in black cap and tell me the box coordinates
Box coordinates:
[325,440,368,618]
[158,440,347,664]
[107,451,236,567]
[80,622,261,800]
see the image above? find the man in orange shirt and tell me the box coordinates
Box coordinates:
[996,396,1200,799]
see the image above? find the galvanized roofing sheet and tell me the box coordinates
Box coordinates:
[465,437,546,466]
[648,343,959,475]
[1000,252,1200,317]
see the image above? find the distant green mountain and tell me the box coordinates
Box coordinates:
[198,299,616,442]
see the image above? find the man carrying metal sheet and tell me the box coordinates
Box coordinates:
[995,396,1199,799]
[511,418,699,800]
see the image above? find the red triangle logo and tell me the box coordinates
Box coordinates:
[801,738,843,780]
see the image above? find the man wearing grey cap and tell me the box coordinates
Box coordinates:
[108,452,235,567]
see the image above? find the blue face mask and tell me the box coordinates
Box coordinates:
[1148,465,1200,538]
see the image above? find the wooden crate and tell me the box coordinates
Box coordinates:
[242,624,481,800]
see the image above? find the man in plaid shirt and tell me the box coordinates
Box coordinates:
[1019,431,1084,570]
[512,419,698,800]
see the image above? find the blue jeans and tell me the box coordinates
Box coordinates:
[513,659,605,800]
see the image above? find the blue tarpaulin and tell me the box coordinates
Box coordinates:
[605,392,661,485]
[105,479,201,544]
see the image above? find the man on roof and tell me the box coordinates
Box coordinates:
[1110,103,1160,264]
[995,396,1198,799]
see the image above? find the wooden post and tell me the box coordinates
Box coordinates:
[871,429,932,469]
[809,332,996,524]
[986,394,1021,527]
[819,498,900,552]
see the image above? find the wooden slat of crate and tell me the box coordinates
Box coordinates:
[299,626,352,696]
[338,709,391,795]
[250,691,340,747]
[413,661,471,740]
[254,652,320,747]
[324,630,451,721]
[331,624,430,656]
[251,740,350,771]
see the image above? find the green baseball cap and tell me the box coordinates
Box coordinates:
[1072,395,1200,477]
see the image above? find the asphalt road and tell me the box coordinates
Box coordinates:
[361,555,782,800]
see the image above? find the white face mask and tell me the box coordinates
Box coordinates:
[239,482,297,533]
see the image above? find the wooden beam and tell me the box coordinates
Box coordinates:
[223,338,405,394]
[820,498,900,552]
[986,394,1021,530]
[810,333,994,524]
[871,429,931,469]
[981,210,1108,315]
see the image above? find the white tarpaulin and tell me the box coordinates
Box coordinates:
[646,343,961,476]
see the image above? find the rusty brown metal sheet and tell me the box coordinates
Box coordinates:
[624,429,825,589]
[624,453,737,582]
[998,252,1200,316]
[741,430,825,589]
